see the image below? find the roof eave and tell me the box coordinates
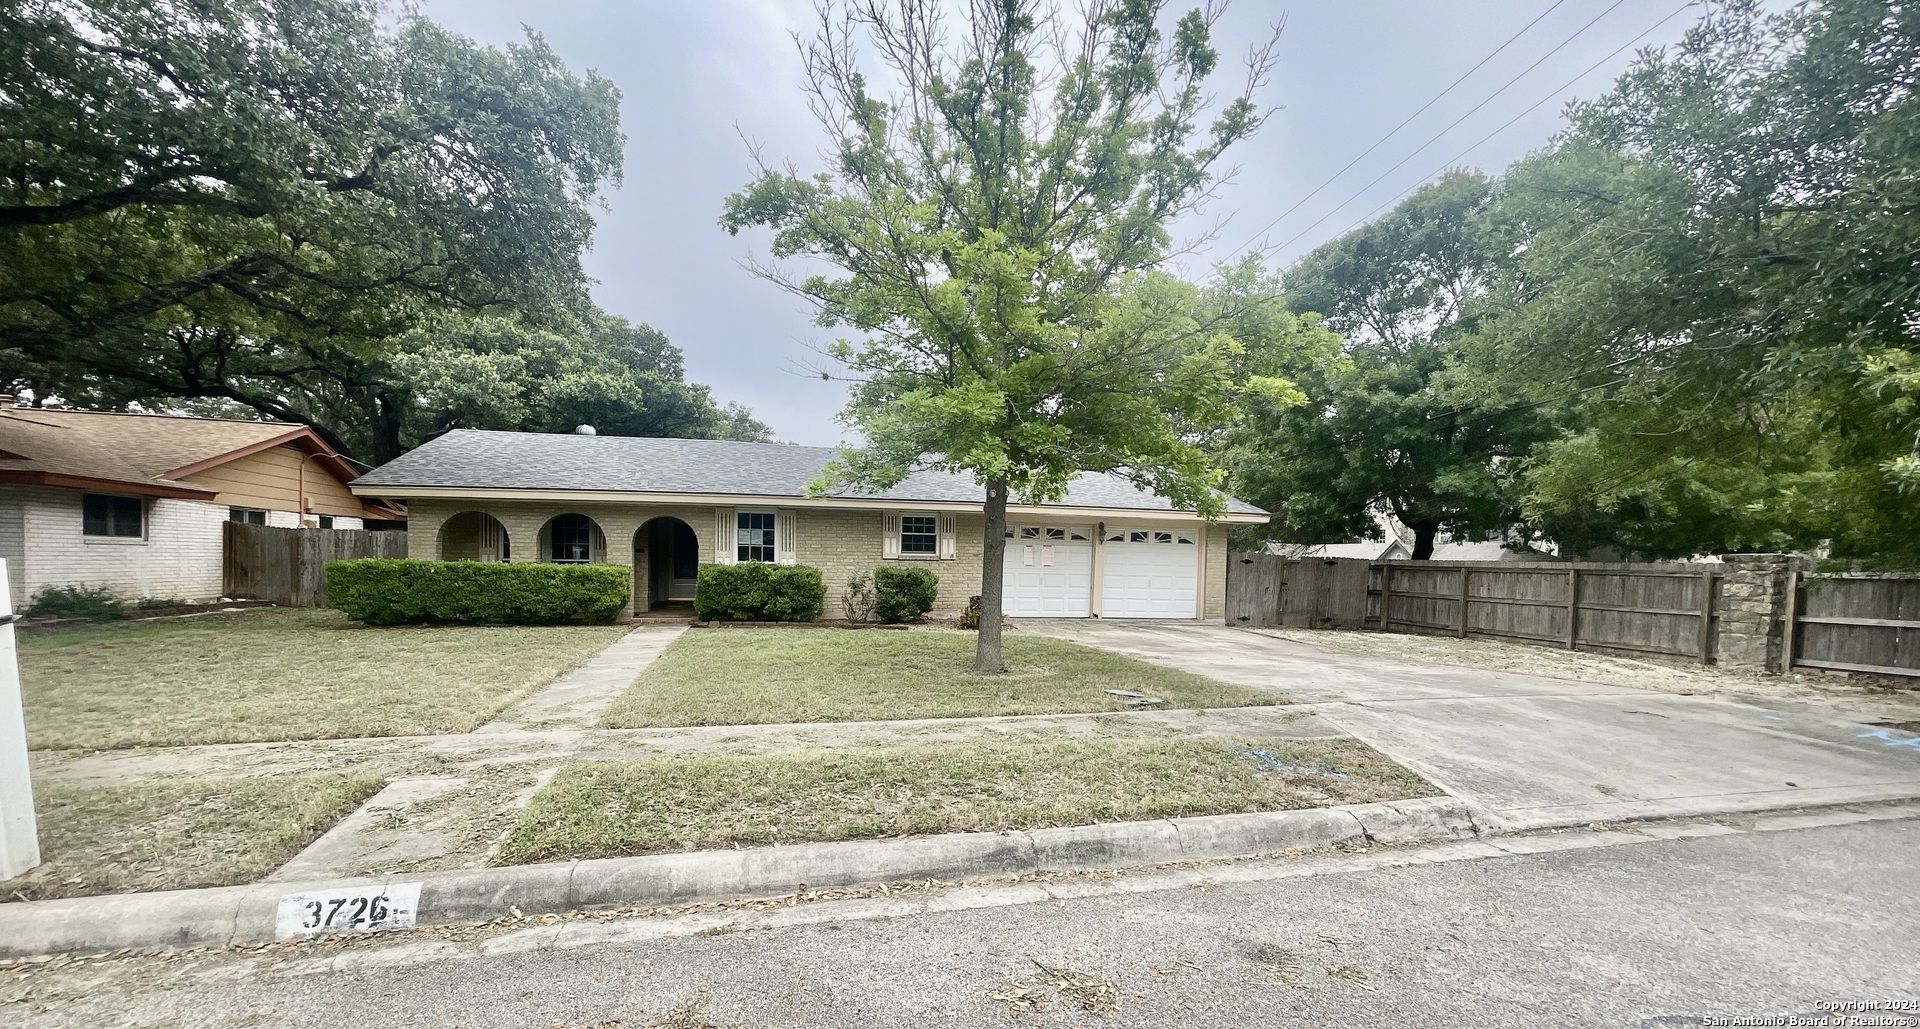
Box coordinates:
[347,483,1267,522]
[0,469,218,500]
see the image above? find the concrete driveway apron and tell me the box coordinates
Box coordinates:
[1034,622,1920,830]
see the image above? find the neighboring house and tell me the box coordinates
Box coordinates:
[349,429,1270,622]
[1263,539,1411,561]
[0,404,403,607]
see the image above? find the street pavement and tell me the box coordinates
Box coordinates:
[13,814,1916,1027]
[1038,623,1920,829]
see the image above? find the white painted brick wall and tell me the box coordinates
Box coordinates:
[3,486,226,607]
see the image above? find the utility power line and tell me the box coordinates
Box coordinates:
[1330,0,1704,241]
[1225,0,1576,258]
[1235,0,1636,263]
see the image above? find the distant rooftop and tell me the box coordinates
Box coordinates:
[352,429,1267,516]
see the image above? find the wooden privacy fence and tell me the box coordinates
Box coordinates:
[1228,555,1724,666]
[1229,554,1920,678]
[1789,574,1920,679]
[224,522,408,607]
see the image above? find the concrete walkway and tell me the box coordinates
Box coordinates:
[1035,622,1920,830]
[476,626,686,732]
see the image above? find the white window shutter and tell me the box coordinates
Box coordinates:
[776,510,798,565]
[715,508,736,564]
[882,513,901,559]
[938,513,956,560]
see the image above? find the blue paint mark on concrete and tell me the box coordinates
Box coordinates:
[1760,714,1786,722]
[1856,728,1920,751]
[1239,747,1352,779]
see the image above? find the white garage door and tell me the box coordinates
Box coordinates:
[1003,525,1093,618]
[1100,527,1199,619]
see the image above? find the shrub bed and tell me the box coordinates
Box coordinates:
[694,562,825,622]
[327,559,630,626]
[873,566,939,623]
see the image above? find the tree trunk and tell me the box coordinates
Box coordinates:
[1410,522,1439,560]
[975,477,1009,673]
[369,391,405,465]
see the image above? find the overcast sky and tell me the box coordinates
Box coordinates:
[417,0,1707,446]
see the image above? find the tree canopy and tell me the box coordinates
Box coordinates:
[1458,0,1920,560]
[723,0,1308,668]
[0,0,763,460]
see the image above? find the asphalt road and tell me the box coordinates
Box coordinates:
[18,816,1918,1028]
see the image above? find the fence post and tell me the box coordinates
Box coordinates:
[1378,562,1393,632]
[1457,566,1470,638]
[1565,568,1579,650]
[1697,570,1715,666]
[1780,568,1799,674]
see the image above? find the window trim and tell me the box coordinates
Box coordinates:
[82,493,145,541]
[897,514,939,556]
[736,509,777,563]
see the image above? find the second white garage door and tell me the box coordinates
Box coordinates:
[1002,525,1093,617]
[1100,527,1199,619]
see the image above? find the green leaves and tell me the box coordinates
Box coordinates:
[728,0,1286,514]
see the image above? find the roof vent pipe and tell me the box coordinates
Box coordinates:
[573,424,597,435]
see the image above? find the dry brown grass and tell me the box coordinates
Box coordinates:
[1,773,381,901]
[497,735,1434,862]
[19,608,628,750]
[599,627,1278,728]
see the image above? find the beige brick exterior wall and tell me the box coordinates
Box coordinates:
[401,496,1229,623]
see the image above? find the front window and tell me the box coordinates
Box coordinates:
[83,494,143,538]
[549,513,592,563]
[737,511,775,562]
[900,515,937,554]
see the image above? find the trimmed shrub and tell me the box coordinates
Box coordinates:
[327,559,630,626]
[873,566,939,623]
[25,584,125,622]
[694,562,826,622]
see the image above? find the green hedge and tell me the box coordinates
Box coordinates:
[327,559,631,626]
[694,562,825,622]
[873,566,939,623]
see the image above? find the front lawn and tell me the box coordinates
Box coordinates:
[497,736,1432,862]
[1,773,382,901]
[597,628,1277,728]
[19,608,628,750]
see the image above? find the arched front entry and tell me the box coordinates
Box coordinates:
[438,511,510,562]
[635,517,699,610]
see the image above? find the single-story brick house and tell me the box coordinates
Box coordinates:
[349,429,1268,622]
[0,405,404,607]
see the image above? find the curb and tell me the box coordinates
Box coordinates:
[0,796,1478,958]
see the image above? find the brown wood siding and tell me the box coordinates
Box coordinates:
[180,444,365,517]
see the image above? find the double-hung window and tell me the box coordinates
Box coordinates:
[899,515,938,555]
[736,511,776,562]
[83,494,143,538]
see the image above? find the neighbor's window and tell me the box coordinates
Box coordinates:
[317,515,334,529]
[549,513,592,563]
[83,494,143,538]
[228,508,266,525]
[899,515,937,554]
[736,511,775,562]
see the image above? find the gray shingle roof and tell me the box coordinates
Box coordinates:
[352,430,1266,515]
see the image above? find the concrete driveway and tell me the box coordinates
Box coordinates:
[1035,622,1920,830]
